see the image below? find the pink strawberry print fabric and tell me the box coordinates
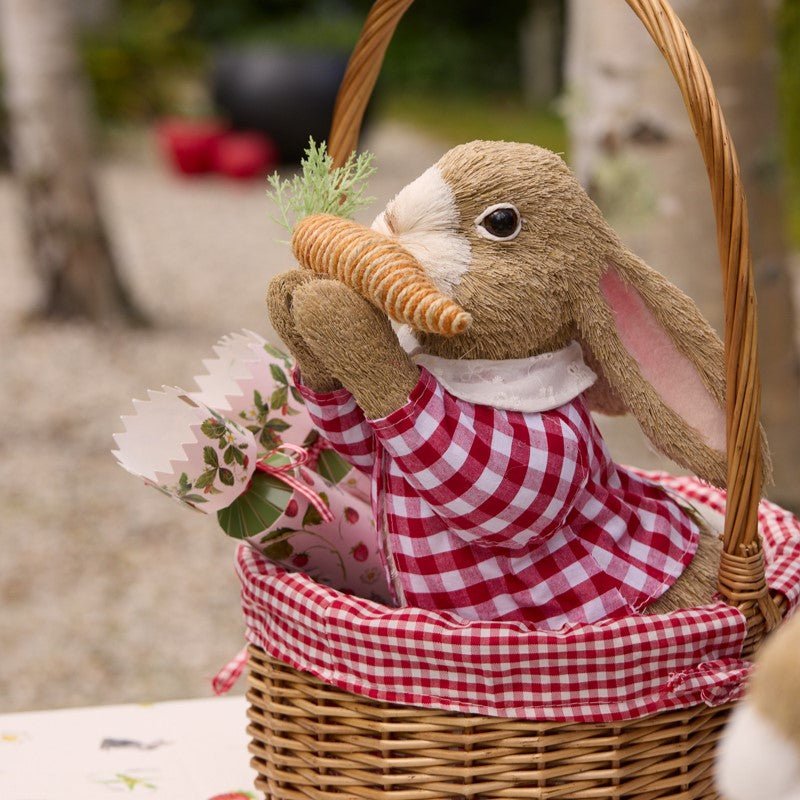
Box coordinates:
[244,464,391,605]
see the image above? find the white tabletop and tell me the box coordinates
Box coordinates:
[0,696,256,799]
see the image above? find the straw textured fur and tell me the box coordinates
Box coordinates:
[266,270,341,393]
[269,139,772,614]
[290,279,419,420]
[372,164,472,295]
[750,609,800,750]
[428,142,734,487]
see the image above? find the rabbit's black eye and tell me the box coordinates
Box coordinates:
[475,204,522,241]
[483,208,518,237]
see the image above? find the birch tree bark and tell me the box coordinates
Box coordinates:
[566,0,800,509]
[0,0,143,324]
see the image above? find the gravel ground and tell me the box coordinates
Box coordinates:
[0,121,751,713]
[0,122,456,713]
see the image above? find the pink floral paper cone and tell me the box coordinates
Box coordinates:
[190,330,315,455]
[190,329,372,502]
[113,387,256,514]
[114,333,387,603]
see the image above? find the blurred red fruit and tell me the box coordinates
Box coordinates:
[212,132,278,180]
[292,553,309,568]
[157,118,225,175]
[284,498,299,518]
[208,793,254,800]
[344,507,359,524]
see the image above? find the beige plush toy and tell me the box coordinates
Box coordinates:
[717,611,800,800]
[268,140,767,624]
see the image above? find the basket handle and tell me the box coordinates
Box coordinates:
[328,0,781,639]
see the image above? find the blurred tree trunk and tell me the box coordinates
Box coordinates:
[566,0,800,509]
[520,0,564,106]
[0,0,144,325]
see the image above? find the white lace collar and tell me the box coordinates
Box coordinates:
[398,329,597,413]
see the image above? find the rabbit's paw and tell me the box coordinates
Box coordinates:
[266,270,341,392]
[291,279,419,419]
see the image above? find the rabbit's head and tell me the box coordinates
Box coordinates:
[370,140,742,486]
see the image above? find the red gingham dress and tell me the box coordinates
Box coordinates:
[295,367,699,630]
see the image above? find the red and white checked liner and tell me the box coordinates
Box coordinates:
[225,473,800,723]
[212,646,248,695]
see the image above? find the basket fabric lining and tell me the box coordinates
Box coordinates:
[237,472,800,724]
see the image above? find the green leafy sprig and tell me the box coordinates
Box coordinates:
[237,355,306,452]
[266,138,376,232]
[195,416,250,492]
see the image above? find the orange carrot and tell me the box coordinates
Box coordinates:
[291,214,472,337]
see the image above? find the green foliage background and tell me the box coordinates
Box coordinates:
[81,0,799,242]
[82,0,199,119]
[81,0,532,121]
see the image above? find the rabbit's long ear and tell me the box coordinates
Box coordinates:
[575,251,730,487]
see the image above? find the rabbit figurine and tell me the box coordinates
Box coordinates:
[267,140,765,628]
[717,611,800,800]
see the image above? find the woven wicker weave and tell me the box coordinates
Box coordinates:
[247,646,730,800]
[246,1,785,797]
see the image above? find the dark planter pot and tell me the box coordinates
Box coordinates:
[211,47,354,164]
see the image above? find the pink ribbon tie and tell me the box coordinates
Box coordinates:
[255,443,334,523]
[212,646,248,695]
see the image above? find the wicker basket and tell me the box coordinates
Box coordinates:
[247,646,730,799]
[244,1,789,797]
